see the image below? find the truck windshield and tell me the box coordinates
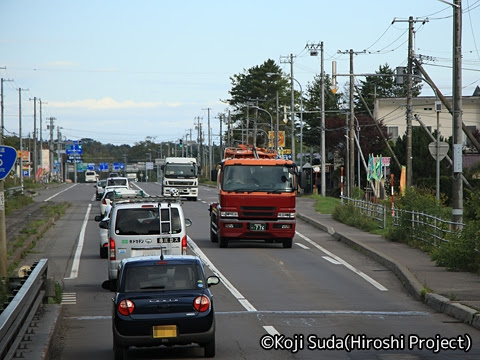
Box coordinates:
[222,165,295,192]
[164,164,197,178]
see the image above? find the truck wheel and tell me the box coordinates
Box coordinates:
[283,238,293,248]
[219,236,229,248]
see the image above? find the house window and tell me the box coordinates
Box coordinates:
[387,126,399,141]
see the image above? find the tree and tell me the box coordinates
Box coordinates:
[226,59,291,147]
[355,63,423,115]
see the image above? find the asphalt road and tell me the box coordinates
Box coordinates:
[18,183,480,359]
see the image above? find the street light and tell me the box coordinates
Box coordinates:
[266,73,303,165]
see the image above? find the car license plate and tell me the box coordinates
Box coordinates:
[153,325,177,338]
[249,223,266,231]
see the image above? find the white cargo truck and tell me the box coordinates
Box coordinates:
[161,157,198,201]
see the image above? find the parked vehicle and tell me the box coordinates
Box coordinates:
[209,145,303,248]
[102,193,192,282]
[102,255,219,359]
[161,157,198,201]
[95,179,107,200]
[85,170,98,183]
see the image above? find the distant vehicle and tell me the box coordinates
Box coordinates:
[126,173,137,182]
[102,255,220,359]
[161,157,198,201]
[109,172,120,178]
[95,179,107,200]
[102,193,192,282]
[106,176,130,188]
[85,170,98,183]
[99,187,140,216]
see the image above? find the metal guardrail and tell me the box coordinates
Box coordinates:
[341,196,464,246]
[4,186,23,196]
[0,259,48,360]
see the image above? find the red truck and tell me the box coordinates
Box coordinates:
[209,145,303,248]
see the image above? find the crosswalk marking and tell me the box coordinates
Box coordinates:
[61,292,77,305]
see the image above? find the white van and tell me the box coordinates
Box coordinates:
[85,170,98,183]
[103,196,192,282]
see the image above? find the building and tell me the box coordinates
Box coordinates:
[375,93,480,149]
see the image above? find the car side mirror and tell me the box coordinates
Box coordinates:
[94,215,103,222]
[102,280,116,292]
[99,220,109,229]
[207,275,220,287]
[185,219,192,227]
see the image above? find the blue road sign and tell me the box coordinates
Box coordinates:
[0,146,18,181]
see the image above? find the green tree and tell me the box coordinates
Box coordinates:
[355,63,423,115]
[226,59,291,148]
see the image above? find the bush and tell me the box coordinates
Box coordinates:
[430,221,480,272]
[333,202,379,233]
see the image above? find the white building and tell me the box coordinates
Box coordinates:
[375,92,480,149]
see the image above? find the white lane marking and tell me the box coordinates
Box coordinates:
[322,256,342,265]
[61,292,77,305]
[65,310,430,321]
[263,325,280,336]
[43,184,77,201]
[296,231,388,292]
[295,242,310,250]
[188,237,257,312]
[65,204,92,280]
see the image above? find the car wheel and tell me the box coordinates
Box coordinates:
[100,246,108,259]
[203,337,216,358]
[113,337,128,360]
[283,238,293,248]
[219,236,228,248]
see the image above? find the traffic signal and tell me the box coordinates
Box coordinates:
[179,139,183,148]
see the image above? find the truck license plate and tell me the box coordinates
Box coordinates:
[250,223,266,231]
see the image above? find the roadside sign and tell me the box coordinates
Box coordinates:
[428,142,449,161]
[0,146,18,181]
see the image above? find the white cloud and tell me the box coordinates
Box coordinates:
[48,97,182,110]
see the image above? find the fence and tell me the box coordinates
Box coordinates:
[341,196,464,247]
[0,259,48,360]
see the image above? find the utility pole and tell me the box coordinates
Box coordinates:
[1,77,13,142]
[281,54,296,162]
[452,0,463,226]
[19,88,28,192]
[0,71,12,279]
[202,108,212,177]
[306,42,326,196]
[30,97,37,182]
[47,117,56,182]
[39,99,45,173]
[392,16,428,187]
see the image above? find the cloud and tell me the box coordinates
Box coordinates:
[49,97,182,110]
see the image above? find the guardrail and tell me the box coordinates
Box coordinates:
[4,186,23,196]
[0,259,48,360]
[341,196,464,246]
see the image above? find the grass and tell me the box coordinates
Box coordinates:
[305,194,340,214]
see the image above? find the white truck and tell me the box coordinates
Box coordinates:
[161,157,198,201]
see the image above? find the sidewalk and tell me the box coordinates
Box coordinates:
[295,196,480,331]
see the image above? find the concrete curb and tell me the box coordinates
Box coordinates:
[22,304,63,360]
[296,212,480,330]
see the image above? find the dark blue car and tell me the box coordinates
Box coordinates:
[103,255,220,359]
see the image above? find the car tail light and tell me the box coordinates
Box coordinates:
[182,235,187,255]
[109,237,116,260]
[118,299,135,316]
[193,295,210,312]
[102,198,107,205]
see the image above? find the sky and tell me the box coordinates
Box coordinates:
[1,0,479,147]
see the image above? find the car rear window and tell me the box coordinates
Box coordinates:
[108,178,127,186]
[123,264,201,291]
[115,207,181,235]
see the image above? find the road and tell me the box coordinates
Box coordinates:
[20,183,480,359]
